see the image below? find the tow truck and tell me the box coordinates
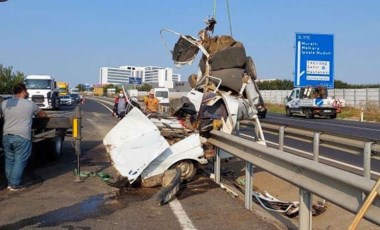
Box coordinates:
[285,86,345,119]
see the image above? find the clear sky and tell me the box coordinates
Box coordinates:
[1,0,379,88]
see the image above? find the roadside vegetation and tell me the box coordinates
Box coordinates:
[0,64,25,93]
[266,103,380,122]
[257,79,380,90]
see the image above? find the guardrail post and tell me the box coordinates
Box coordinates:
[235,121,240,136]
[214,147,221,185]
[245,162,253,210]
[363,142,373,179]
[360,108,364,122]
[299,188,312,230]
[362,142,373,202]
[313,132,321,162]
[73,106,83,182]
[279,126,285,151]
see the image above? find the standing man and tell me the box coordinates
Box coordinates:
[113,89,130,119]
[144,89,159,113]
[0,83,47,191]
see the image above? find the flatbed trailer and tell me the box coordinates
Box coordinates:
[0,102,73,161]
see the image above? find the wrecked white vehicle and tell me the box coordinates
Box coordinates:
[103,18,266,203]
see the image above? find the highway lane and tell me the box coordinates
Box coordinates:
[264,113,380,142]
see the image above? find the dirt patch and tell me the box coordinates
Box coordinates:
[219,158,380,230]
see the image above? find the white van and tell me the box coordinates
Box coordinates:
[154,88,170,104]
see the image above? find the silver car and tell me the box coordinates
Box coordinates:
[60,95,72,105]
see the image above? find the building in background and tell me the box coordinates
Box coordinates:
[99,65,181,88]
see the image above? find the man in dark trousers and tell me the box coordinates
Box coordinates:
[113,89,130,119]
[0,83,47,191]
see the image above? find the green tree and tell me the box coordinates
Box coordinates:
[0,64,25,94]
[76,84,85,92]
[102,84,121,94]
[136,83,152,92]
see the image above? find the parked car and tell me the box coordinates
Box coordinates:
[60,95,73,106]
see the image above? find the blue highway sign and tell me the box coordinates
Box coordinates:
[294,33,334,88]
[129,77,142,85]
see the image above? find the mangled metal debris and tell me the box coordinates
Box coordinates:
[103,18,267,205]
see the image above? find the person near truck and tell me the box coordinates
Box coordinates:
[0,83,47,191]
[144,89,159,113]
[113,90,130,119]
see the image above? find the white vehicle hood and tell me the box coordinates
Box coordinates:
[103,108,170,183]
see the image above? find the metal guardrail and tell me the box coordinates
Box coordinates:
[240,120,380,155]
[239,120,380,181]
[208,130,380,229]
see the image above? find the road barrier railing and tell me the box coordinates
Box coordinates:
[240,120,380,156]
[240,120,380,180]
[207,130,380,229]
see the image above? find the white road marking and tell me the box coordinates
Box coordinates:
[267,115,380,133]
[169,199,197,230]
[90,98,114,113]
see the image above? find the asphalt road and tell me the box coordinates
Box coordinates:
[264,113,380,142]
[0,99,282,230]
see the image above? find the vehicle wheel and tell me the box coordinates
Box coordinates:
[285,107,292,117]
[258,113,266,119]
[54,98,60,110]
[47,132,65,160]
[305,109,314,119]
[245,56,257,80]
[330,114,337,119]
[170,160,197,182]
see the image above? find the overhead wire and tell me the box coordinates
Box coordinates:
[226,0,233,37]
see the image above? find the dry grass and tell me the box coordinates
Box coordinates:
[266,103,380,122]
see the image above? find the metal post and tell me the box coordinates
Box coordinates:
[360,108,364,122]
[313,132,321,162]
[279,126,285,151]
[235,121,240,136]
[363,142,373,179]
[214,147,221,185]
[245,162,253,210]
[299,188,312,230]
[73,106,83,182]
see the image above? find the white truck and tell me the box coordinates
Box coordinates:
[153,88,170,104]
[24,75,60,110]
[285,86,345,119]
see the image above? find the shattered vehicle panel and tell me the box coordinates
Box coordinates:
[103,108,170,183]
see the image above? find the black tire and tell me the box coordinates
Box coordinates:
[209,45,246,71]
[199,45,247,74]
[330,114,337,119]
[47,132,65,160]
[305,109,314,119]
[53,97,60,110]
[170,160,197,182]
[244,56,257,80]
[286,107,292,117]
